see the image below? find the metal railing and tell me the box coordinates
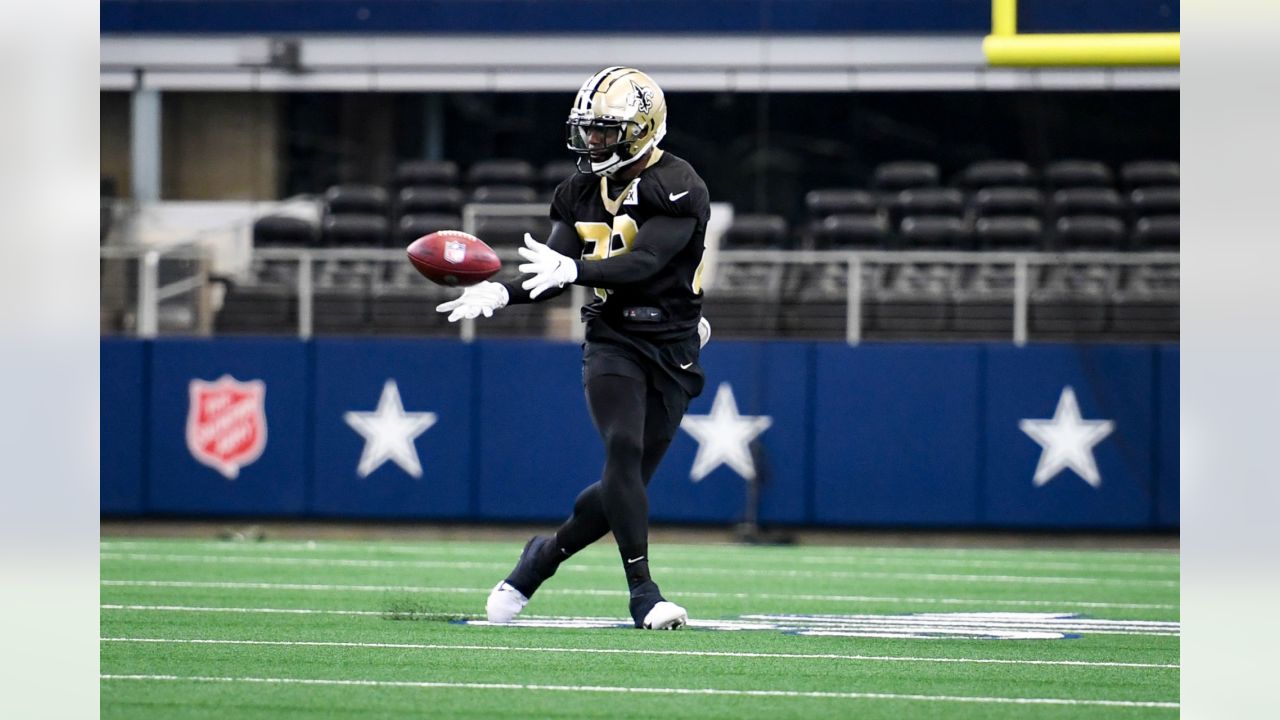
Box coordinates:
[100,243,211,336]
[105,245,1178,344]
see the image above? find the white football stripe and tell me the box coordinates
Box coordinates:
[100,637,1179,669]
[99,674,1179,708]
[99,552,1178,587]
[100,579,1178,611]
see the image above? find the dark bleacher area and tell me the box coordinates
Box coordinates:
[225,158,1177,342]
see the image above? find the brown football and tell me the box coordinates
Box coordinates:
[406,230,501,287]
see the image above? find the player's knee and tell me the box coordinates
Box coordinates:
[603,429,644,465]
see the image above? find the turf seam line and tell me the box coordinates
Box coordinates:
[99,637,1180,669]
[99,579,1180,611]
[98,674,1180,708]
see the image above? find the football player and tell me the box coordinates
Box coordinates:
[437,66,711,630]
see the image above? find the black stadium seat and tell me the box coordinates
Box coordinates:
[899,216,971,249]
[1044,160,1114,189]
[808,214,888,249]
[321,214,389,247]
[324,184,389,216]
[466,159,535,187]
[975,216,1043,250]
[1120,160,1179,190]
[397,186,464,216]
[872,161,940,192]
[474,215,551,247]
[1051,188,1125,219]
[974,187,1044,218]
[470,185,539,204]
[1129,187,1179,218]
[1054,215,1125,250]
[1132,216,1180,250]
[957,160,1037,189]
[722,214,789,248]
[540,160,579,190]
[253,214,317,247]
[393,160,459,189]
[893,188,965,219]
[805,189,877,218]
[398,214,463,244]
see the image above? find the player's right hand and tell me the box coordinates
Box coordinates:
[435,281,509,322]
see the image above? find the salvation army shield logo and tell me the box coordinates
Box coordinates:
[186,375,267,479]
[443,240,467,264]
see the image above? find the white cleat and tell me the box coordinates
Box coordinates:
[485,582,529,624]
[642,601,688,630]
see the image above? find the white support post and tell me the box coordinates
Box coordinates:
[1013,258,1029,346]
[130,85,162,201]
[298,253,313,339]
[846,256,863,346]
[570,285,586,342]
[138,250,160,337]
[461,317,476,343]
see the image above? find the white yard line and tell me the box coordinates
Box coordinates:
[98,604,1179,637]
[98,552,1178,588]
[100,637,1179,669]
[99,674,1179,708]
[101,578,1180,611]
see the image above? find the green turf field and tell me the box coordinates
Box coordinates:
[100,537,1179,718]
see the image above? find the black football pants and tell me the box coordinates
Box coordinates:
[550,371,687,567]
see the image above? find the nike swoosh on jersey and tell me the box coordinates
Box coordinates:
[668,191,689,201]
[626,556,646,564]
[679,362,694,370]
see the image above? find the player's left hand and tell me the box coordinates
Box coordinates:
[518,233,578,299]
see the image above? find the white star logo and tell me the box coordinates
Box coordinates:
[343,380,437,479]
[1019,386,1115,488]
[679,382,773,482]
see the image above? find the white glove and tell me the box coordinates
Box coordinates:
[435,281,509,322]
[518,233,578,300]
[697,316,711,349]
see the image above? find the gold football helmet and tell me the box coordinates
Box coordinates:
[566,67,668,178]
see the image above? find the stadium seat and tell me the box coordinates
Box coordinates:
[1129,187,1179,219]
[540,160,579,190]
[398,214,463,245]
[1120,160,1179,190]
[892,188,965,222]
[804,189,877,218]
[393,159,459,189]
[973,187,1044,218]
[956,160,1037,189]
[722,214,789,248]
[1132,216,1180,250]
[974,216,1043,250]
[872,161,940,192]
[899,216,972,249]
[466,159,536,187]
[1044,160,1114,189]
[470,185,539,204]
[324,184,390,216]
[1054,215,1126,250]
[808,214,889,249]
[253,214,317,247]
[1050,188,1125,219]
[475,215,550,247]
[321,214,389,247]
[397,186,464,215]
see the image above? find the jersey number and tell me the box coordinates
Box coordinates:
[576,216,639,301]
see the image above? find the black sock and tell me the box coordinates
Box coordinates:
[619,544,652,592]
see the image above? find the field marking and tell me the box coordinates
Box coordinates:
[100,637,1179,669]
[99,552,1178,588]
[101,579,1180,611]
[99,538,1177,571]
[99,604,1179,637]
[99,674,1179,709]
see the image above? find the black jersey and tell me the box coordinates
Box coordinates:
[549,151,710,339]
